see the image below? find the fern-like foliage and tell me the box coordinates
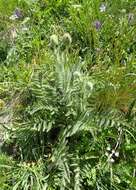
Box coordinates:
[0,50,136,189]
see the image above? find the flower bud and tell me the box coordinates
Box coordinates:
[50,34,59,47]
[62,32,72,47]
[94,20,102,30]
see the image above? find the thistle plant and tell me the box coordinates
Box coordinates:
[0,0,136,190]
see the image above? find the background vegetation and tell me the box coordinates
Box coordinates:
[0,0,136,189]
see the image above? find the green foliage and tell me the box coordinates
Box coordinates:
[0,0,136,189]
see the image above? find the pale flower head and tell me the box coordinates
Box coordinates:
[62,32,72,46]
[99,3,106,12]
[50,34,59,47]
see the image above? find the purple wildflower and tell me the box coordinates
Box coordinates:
[9,8,22,20]
[94,20,102,30]
[14,8,22,18]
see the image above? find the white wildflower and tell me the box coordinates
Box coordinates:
[99,3,106,12]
